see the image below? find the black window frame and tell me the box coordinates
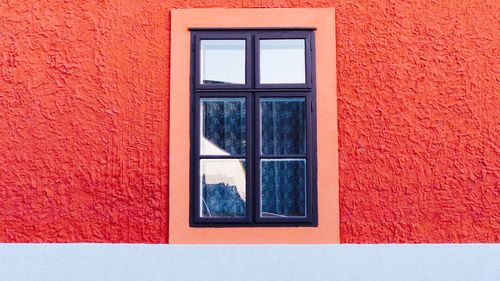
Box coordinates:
[189,28,318,227]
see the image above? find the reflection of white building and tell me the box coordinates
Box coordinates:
[201,137,246,199]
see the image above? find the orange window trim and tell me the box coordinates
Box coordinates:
[169,8,338,244]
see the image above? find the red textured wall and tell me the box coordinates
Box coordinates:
[0,1,498,243]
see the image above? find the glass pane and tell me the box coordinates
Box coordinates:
[200,159,246,218]
[261,98,306,156]
[201,98,246,156]
[200,40,246,85]
[261,159,306,218]
[259,39,306,84]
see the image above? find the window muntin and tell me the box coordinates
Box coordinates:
[191,29,316,227]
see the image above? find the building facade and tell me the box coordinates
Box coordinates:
[0,1,498,244]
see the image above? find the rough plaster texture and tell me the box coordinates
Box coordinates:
[0,0,498,243]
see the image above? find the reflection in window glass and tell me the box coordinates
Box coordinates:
[201,98,246,156]
[200,40,246,85]
[261,159,306,218]
[200,159,246,218]
[259,39,305,84]
[261,98,306,156]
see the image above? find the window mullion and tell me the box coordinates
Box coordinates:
[252,91,260,223]
[250,33,257,223]
[247,91,255,223]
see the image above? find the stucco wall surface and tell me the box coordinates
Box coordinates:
[0,0,498,243]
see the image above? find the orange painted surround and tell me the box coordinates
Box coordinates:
[169,8,338,244]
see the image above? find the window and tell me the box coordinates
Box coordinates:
[190,29,317,226]
[170,8,338,243]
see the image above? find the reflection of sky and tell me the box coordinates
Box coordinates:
[200,39,306,85]
[201,40,245,84]
[201,137,246,199]
[260,39,305,84]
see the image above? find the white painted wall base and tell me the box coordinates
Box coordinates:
[0,244,499,281]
